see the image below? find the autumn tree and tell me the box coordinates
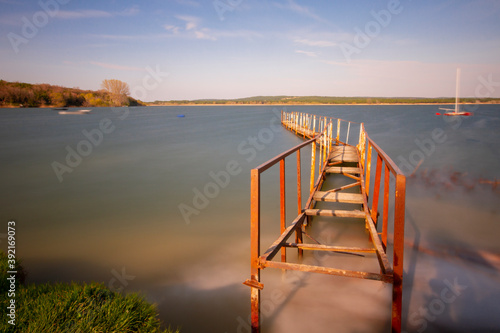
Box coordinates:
[101,79,130,106]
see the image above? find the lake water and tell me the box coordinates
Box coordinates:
[1,105,500,332]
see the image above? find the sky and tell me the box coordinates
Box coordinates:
[1,0,500,101]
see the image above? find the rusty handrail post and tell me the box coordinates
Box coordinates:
[280,159,286,262]
[250,169,261,333]
[296,150,303,258]
[382,164,390,249]
[297,150,302,215]
[310,140,316,193]
[392,174,406,333]
[366,143,372,198]
[295,112,298,135]
[371,154,383,224]
[346,121,351,145]
[336,118,341,144]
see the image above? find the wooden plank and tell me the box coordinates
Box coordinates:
[331,145,357,152]
[329,155,359,163]
[326,181,361,193]
[313,191,364,204]
[261,213,306,262]
[305,209,365,218]
[357,162,393,276]
[284,243,375,253]
[365,214,393,275]
[329,150,359,163]
[325,166,361,174]
[261,261,392,283]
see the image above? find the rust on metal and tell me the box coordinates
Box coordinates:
[244,111,406,333]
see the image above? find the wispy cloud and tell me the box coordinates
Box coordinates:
[118,6,140,17]
[90,61,144,72]
[273,0,326,23]
[164,25,181,34]
[0,5,135,26]
[213,30,263,39]
[295,50,317,57]
[167,15,217,40]
[54,6,139,19]
[195,29,216,41]
[54,10,112,19]
[295,38,336,47]
[176,15,200,30]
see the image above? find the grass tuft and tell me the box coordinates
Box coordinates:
[0,251,179,333]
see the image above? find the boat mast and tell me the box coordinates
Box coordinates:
[455,68,461,113]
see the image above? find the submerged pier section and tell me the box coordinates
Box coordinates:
[244,111,406,332]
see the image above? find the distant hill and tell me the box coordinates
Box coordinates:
[0,80,145,108]
[2,80,499,108]
[150,95,500,105]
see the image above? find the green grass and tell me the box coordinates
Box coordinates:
[0,252,178,333]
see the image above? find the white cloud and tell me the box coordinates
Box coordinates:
[176,15,200,30]
[54,10,112,19]
[171,15,218,41]
[195,29,216,41]
[295,50,317,57]
[295,38,336,47]
[54,7,139,20]
[164,25,181,34]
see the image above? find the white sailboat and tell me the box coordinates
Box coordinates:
[58,109,91,115]
[437,68,472,116]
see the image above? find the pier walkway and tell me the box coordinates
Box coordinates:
[244,111,406,332]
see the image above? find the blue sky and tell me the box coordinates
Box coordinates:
[1,0,499,101]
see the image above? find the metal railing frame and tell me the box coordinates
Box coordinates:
[245,111,406,333]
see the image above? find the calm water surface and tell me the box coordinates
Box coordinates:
[1,105,499,332]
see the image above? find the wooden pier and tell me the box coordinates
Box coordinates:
[244,111,406,332]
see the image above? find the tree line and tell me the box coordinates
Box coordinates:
[0,79,144,108]
[151,95,500,105]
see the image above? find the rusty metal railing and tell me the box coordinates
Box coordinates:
[360,122,406,331]
[245,110,406,333]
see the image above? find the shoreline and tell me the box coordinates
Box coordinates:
[146,101,500,106]
[2,101,499,108]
